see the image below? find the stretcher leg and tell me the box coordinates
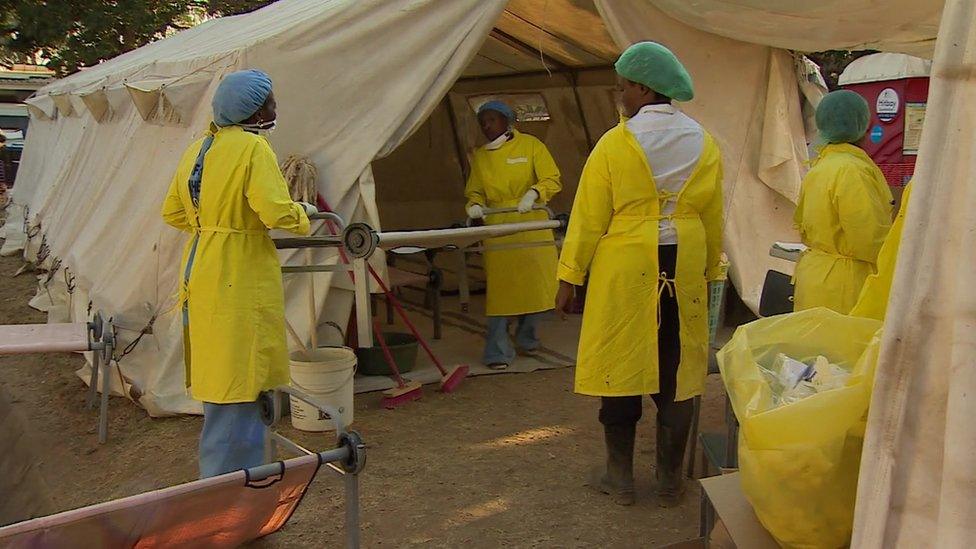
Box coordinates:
[353,258,372,348]
[345,472,360,549]
[87,347,100,410]
[97,340,112,444]
[456,249,470,313]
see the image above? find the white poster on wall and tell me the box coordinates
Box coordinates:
[903,102,926,155]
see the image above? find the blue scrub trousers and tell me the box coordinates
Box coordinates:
[199,401,267,478]
[483,313,543,365]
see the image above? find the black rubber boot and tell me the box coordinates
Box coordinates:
[656,409,693,508]
[590,423,636,505]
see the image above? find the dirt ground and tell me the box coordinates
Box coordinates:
[0,253,728,547]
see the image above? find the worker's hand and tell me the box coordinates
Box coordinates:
[517,189,539,214]
[555,281,576,320]
[298,201,318,217]
[467,204,485,219]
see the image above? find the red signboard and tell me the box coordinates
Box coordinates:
[843,77,929,187]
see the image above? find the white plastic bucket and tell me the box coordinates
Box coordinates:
[289,347,356,432]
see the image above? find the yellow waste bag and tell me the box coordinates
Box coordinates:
[717,308,882,548]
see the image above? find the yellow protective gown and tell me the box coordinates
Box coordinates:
[850,182,912,321]
[794,144,893,314]
[558,122,723,400]
[464,130,561,317]
[162,125,310,404]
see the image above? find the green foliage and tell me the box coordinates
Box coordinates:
[0,0,277,76]
[807,50,877,90]
[207,0,276,16]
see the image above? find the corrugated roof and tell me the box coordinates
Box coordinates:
[0,103,28,117]
[0,70,53,81]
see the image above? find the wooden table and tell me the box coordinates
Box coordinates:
[699,472,779,548]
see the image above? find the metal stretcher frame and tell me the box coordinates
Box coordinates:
[275,212,372,348]
[274,211,569,347]
[261,385,366,548]
[0,312,116,444]
[0,387,366,548]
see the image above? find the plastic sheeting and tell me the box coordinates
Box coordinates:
[718,308,882,548]
[851,1,976,546]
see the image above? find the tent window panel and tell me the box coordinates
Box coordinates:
[467,93,551,122]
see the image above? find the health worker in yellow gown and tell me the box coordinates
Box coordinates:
[794,90,893,314]
[464,101,561,370]
[161,69,315,478]
[556,42,724,507]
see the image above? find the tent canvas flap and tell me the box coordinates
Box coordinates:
[161,76,217,126]
[125,82,163,122]
[646,0,942,57]
[852,0,976,545]
[80,89,110,122]
[24,95,56,120]
[49,93,75,118]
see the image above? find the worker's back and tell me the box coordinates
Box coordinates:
[162,124,309,404]
[793,143,893,313]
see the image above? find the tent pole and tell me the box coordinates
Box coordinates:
[444,94,469,183]
[570,70,595,150]
[455,65,613,84]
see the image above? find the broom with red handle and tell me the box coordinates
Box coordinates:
[315,195,468,393]
[373,318,423,408]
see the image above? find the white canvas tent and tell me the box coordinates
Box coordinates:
[2,0,824,416]
[839,52,933,86]
[3,0,970,544]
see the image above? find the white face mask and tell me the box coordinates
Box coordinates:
[485,129,512,150]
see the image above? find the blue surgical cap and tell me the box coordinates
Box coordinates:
[816,90,871,144]
[615,42,694,102]
[477,100,515,122]
[212,69,273,127]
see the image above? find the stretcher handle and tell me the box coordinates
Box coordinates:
[466,205,555,227]
[310,211,346,228]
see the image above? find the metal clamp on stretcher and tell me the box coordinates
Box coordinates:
[260,386,365,548]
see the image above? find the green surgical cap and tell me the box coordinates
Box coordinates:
[816,90,871,144]
[614,41,694,102]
